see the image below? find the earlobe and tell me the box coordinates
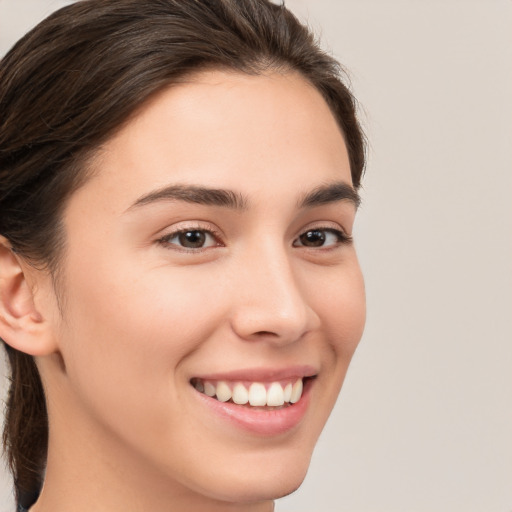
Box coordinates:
[0,236,57,356]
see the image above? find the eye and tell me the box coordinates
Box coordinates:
[158,228,219,250]
[293,228,351,248]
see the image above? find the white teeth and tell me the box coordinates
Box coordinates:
[195,378,305,406]
[232,383,249,405]
[267,382,285,407]
[215,381,232,402]
[204,382,216,397]
[249,382,267,406]
[290,379,303,404]
[283,383,292,402]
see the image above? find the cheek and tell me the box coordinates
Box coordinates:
[309,259,366,358]
[57,260,226,423]
[336,268,366,355]
[64,255,221,344]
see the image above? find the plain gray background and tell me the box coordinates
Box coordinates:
[1,1,511,511]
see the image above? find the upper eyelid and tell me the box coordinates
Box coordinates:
[156,221,228,251]
[157,221,222,237]
[295,221,350,239]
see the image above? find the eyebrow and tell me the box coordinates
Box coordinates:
[297,181,361,209]
[127,180,360,212]
[128,184,248,211]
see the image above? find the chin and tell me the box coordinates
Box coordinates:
[192,446,312,505]
[206,471,308,505]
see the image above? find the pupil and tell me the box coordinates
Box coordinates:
[179,230,205,248]
[301,230,325,247]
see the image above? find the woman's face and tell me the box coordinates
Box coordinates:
[41,70,365,506]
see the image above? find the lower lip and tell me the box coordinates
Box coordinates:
[192,379,313,436]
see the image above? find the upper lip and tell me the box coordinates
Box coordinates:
[192,365,318,383]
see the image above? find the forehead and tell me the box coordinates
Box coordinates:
[76,69,352,212]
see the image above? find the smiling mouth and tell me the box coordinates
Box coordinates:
[190,377,313,409]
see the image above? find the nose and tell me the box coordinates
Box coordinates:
[229,246,320,345]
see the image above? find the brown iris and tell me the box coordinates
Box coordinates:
[178,230,207,248]
[298,230,326,247]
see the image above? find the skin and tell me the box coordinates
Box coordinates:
[0,70,365,512]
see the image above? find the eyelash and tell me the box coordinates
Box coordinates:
[156,225,352,252]
[156,225,222,252]
[293,226,352,248]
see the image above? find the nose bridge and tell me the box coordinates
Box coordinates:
[230,239,319,343]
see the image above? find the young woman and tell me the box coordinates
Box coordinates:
[0,1,366,511]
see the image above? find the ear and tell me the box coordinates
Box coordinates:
[0,236,58,356]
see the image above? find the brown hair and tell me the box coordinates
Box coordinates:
[0,0,365,507]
